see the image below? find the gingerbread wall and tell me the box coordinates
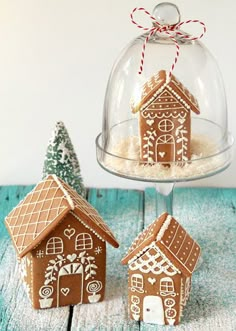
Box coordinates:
[25,212,106,309]
[139,88,191,164]
[128,269,184,325]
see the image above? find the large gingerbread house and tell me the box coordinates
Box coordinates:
[5,175,119,309]
[121,212,200,326]
[131,70,200,164]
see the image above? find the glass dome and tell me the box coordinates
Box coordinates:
[96,3,234,183]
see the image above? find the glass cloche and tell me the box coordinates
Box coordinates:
[96,2,234,183]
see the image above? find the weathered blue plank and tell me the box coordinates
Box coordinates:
[0,185,34,238]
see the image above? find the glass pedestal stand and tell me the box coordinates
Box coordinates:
[155,182,175,215]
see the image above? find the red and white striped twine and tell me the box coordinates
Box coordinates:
[130,7,206,77]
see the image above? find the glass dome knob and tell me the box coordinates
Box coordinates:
[153,2,181,26]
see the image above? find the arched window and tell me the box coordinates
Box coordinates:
[131,274,144,293]
[160,277,176,296]
[46,237,63,255]
[75,233,93,250]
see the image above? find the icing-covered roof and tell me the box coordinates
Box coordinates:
[131,70,200,115]
[5,175,119,258]
[121,212,200,276]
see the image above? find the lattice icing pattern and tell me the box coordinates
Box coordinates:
[5,175,119,257]
[5,177,71,256]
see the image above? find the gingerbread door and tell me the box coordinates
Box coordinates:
[57,263,83,307]
[156,135,175,162]
[143,295,165,325]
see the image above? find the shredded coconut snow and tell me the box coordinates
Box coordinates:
[103,135,228,181]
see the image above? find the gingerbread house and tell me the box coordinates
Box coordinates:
[5,174,119,309]
[121,212,200,326]
[131,70,200,164]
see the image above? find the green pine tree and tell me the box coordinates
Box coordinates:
[42,121,86,197]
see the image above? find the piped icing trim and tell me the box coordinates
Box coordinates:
[156,214,172,242]
[70,211,105,242]
[52,174,75,210]
[166,85,191,111]
[129,242,181,276]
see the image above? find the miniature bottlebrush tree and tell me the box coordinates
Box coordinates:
[42,121,86,197]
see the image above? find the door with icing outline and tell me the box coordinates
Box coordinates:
[57,263,83,306]
[143,295,165,325]
[156,134,175,162]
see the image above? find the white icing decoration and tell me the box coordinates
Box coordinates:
[75,233,93,250]
[156,215,172,241]
[87,280,103,303]
[164,298,175,308]
[147,119,154,126]
[131,274,144,293]
[52,174,74,210]
[39,285,54,308]
[70,211,105,242]
[148,277,156,285]
[129,243,180,276]
[46,237,63,255]
[131,295,141,321]
[158,152,166,158]
[67,253,77,262]
[178,118,185,124]
[160,277,176,297]
[158,119,174,133]
[143,296,165,325]
[142,130,157,160]
[61,287,70,296]
[64,227,75,240]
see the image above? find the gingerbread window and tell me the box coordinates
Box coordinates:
[160,277,176,296]
[46,237,63,255]
[131,274,144,293]
[75,233,93,250]
[158,119,174,132]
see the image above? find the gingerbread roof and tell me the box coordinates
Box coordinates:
[131,70,200,115]
[121,212,200,277]
[5,175,119,258]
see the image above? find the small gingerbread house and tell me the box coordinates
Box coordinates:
[121,213,200,326]
[131,70,200,164]
[5,175,119,309]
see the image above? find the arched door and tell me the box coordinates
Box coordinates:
[156,134,175,163]
[143,295,165,325]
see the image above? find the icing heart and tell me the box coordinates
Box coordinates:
[61,288,70,296]
[64,228,75,240]
[159,152,166,158]
[178,118,186,124]
[147,120,154,126]
[148,277,156,285]
[67,253,77,262]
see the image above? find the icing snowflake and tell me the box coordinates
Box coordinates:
[94,246,102,255]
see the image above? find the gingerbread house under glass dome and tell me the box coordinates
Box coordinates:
[96,3,233,183]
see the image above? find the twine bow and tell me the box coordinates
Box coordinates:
[131,7,206,77]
